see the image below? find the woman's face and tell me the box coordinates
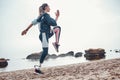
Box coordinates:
[45,5,50,12]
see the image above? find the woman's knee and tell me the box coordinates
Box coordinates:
[53,26,61,32]
[43,48,48,53]
[54,26,61,30]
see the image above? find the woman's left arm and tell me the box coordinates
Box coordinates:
[55,10,60,21]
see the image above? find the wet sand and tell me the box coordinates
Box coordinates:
[0,58,120,80]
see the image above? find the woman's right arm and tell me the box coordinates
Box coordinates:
[21,23,33,36]
[21,17,39,36]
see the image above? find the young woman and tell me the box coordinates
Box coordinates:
[21,3,61,74]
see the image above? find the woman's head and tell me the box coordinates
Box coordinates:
[41,3,50,12]
[39,6,44,16]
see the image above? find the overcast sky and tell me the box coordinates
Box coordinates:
[0,0,120,58]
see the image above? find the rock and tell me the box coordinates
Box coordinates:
[58,51,74,57]
[75,52,83,57]
[44,54,51,60]
[26,52,50,60]
[84,48,106,60]
[114,49,120,53]
[85,48,105,54]
[66,51,74,56]
[49,54,58,59]
[26,52,41,60]
[26,51,79,60]
[58,54,66,57]
[0,58,8,68]
[110,50,112,52]
[84,53,105,60]
[109,49,120,53]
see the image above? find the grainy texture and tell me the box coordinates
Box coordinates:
[0,58,120,80]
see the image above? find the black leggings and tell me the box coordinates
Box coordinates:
[39,26,61,64]
[39,32,52,63]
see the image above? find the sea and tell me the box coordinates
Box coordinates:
[0,49,120,72]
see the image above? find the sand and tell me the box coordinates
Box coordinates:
[0,58,120,80]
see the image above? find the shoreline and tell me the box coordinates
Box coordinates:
[0,58,120,80]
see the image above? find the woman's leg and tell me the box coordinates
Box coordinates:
[39,32,49,66]
[52,26,61,52]
[34,32,49,74]
[40,48,48,64]
[53,26,61,44]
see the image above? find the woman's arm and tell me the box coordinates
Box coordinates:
[55,10,60,21]
[21,17,40,36]
[21,23,33,36]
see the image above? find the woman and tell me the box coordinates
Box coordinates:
[21,3,61,74]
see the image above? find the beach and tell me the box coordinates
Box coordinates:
[0,58,120,80]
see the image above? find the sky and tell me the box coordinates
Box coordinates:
[0,0,120,58]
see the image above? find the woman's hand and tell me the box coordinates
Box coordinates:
[55,10,60,17]
[21,29,28,36]
[21,24,33,36]
[55,10,60,21]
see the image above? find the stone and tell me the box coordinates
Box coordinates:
[58,51,74,57]
[0,58,8,68]
[66,51,74,56]
[114,49,120,53]
[85,48,105,54]
[75,52,83,57]
[58,54,66,57]
[26,52,50,60]
[26,51,80,60]
[84,48,106,60]
[49,54,58,59]
[26,52,41,60]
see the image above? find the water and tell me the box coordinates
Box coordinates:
[0,49,120,72]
